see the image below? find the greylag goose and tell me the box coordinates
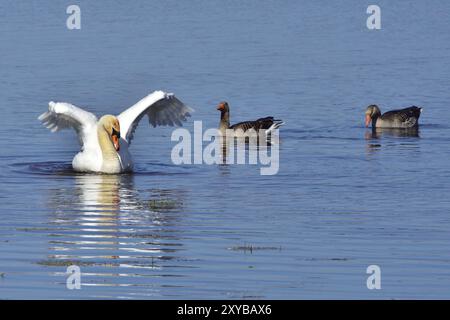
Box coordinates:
[217,102,284,136]
[365,105,422,128]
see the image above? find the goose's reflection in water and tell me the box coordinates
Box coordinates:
[365,127,420,154]
[366,127,420,139]
[218,135,276,167]
[44,173,187,294]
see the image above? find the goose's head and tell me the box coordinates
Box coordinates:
[365,105,381,127]
[216,101,229,113]
[99,115,121,151]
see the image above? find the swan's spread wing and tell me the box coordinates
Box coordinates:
[38,101,98,146]
[117,90,193,145]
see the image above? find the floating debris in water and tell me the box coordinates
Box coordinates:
[147,198,182,212]
[36,260,95,267]
[228,244,282,253]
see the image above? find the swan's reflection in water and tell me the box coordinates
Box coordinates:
[44,173,187,295]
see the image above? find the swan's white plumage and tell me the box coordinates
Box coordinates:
[38,101,98,146]
[38,90,192,173]
[118,90,193,145]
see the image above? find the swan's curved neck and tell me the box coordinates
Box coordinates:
[97,126,120,172]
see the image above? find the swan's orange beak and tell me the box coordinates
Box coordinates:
[112,134,120,151]
[112,128,120,151]
[365,114,371,127]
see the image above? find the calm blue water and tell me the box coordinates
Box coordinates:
[1,0,450,299]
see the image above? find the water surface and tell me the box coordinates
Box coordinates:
[1,0,450,299]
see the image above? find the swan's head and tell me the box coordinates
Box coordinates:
[365,104,381,127]
[99,115,121,151]
[217,101,229,112]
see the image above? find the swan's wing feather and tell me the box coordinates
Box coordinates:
[38,101,98,146]
[117,90,193,145]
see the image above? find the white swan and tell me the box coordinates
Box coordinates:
[39,90,192,173]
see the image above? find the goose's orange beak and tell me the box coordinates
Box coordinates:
[365,114,371,127]
[217,103,224,111]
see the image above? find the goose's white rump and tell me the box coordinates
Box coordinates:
[39,90,192,173]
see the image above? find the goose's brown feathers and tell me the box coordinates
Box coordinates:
[230,117,282,132]
[365,105,422,128]
[217,102,284,134]
[381,106,422,123]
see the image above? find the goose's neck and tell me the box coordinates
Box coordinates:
[372,114,380,127]
[97,126,120,171]
[220,111,230,131]
[372,107,382,126]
